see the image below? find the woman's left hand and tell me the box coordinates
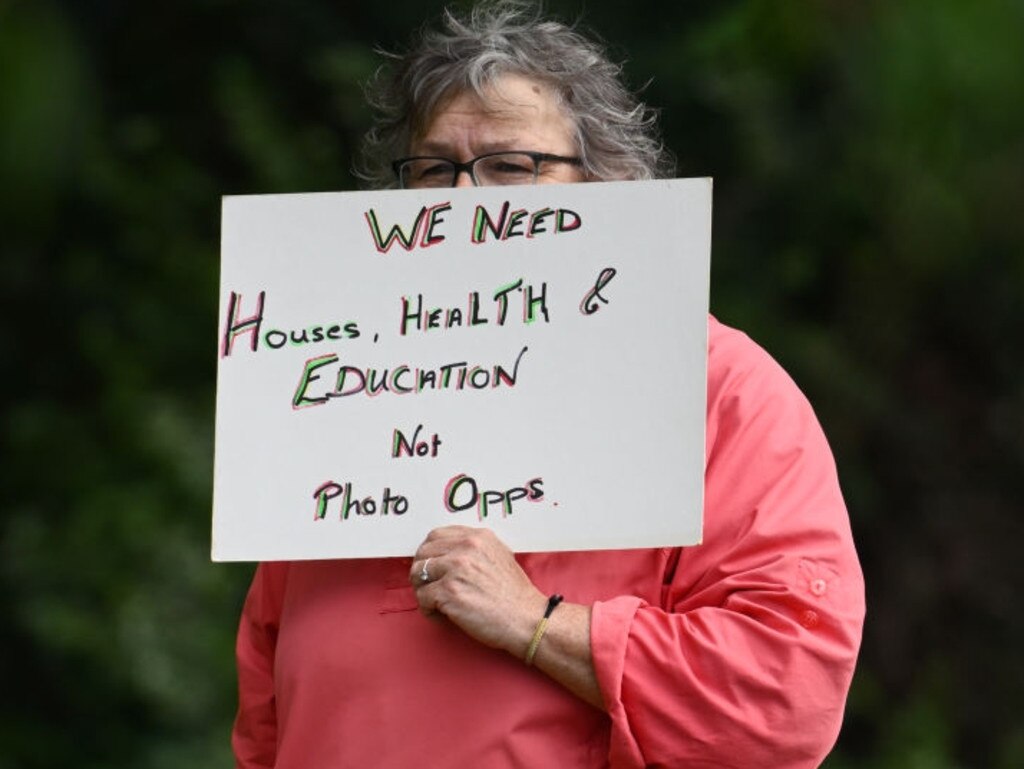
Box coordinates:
[410,525,547,655]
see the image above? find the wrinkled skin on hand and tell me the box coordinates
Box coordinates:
[410,525,548,656]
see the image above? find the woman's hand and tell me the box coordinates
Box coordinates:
[410,525,547,656]
[410,525,604,709]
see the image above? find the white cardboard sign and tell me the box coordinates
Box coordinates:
[212,178,711,561]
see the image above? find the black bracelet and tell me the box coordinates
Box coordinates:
[525,594,564,665]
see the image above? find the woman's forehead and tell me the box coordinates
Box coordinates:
[413,74,572,148]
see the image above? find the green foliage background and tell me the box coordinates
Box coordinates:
[2,0,1022,766]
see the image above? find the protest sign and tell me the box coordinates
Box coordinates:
[212,178,711,561]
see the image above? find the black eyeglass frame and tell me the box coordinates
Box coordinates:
[391,150,583,189]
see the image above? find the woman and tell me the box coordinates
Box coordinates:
[233,3,864,767]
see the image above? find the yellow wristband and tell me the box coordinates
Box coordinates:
[525,594,563,666]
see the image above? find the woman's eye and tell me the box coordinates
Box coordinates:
[482,157,535,183]
[406,161,453,187]
[418,163,452,179]
[494,161,532,174]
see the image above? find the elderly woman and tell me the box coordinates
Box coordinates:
[232,2,864,767]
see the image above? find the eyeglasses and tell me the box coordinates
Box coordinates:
[392,151,583,189]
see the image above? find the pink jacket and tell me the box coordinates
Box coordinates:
[233,317,865,768]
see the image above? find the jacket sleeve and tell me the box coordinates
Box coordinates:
[233,562,288,769]
[591,325,865,768]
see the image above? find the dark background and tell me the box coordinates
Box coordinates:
[2,0,1022,766]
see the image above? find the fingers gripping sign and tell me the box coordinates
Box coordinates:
[410,526,547,655]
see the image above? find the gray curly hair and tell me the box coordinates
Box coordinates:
[356,0,674,188]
